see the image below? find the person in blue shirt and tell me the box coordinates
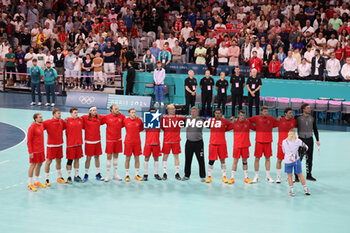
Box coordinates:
[158,43,172,68]
[124,8,134,32]
[29,59,43,106]
[43,61,58,107]
[15,45,27,86]
[64,49,75,88]
[150,42,160,60]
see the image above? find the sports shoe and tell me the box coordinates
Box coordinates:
[244,178,253,184]
[222,176,229,183]
[205,176,212,183]
[304,188,311,195]
[134,175,143,181]
[200,178,206,182]
[67,177,73,184]
[252,175,259,183]
[228,178,235,184]
[266,176,274,183]
[276,176,281,183]
[45,179,51,187]
[37,102,42,106]
[96,173,104,181]
[161,102,164,106]
[45,103,50,106]
[143,174,148,181]
[83,174,89,182]
[30,102,35,106]
[125,176,130,182]
[113,173,122,181]
[104,174,110,182]
[175,173,181,180]
[57,177,67,183]
[27,184,37,192]
[182,176,190,181]
[306,175,317,181]
[288,190,295,196]
[51,103,55,107]
[154,174,162,180]
[162,173,167,180]
[74,176,84,182]
[34,182,46,188]
[154,102,159,107]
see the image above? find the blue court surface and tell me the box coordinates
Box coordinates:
[0,95,349,233]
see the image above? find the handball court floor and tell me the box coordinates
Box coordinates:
[0,92,349,233]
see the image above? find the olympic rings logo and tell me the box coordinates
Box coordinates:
[79,96,95,105]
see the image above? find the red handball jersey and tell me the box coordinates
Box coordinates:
[208,117,232,145]
[42,118,65,146]
[278,117,297,144]
[232,119,256,148]
[249,115,279,143]
[124,117,144,145]
[145,128,161,145]
[82,114,104,143]
[65,117,84,147]
[27,123,44,154]
[161,115,185,143]
[101,113,125,141]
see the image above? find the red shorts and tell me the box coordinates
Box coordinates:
[277,143,285,160]
[66,145,83,160]
[85,142,102,156]
[124,144,142,156]
[30,152,45,163]
[254,142,272,158]
[143,145,162,157]
[162,143,181,155]
[209,144,228,161]
[46,146,63,159]
[105,140,123,154]
[233,147,249,159]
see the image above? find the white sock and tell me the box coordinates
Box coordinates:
[163,161,167,173]
[45,172,49,180]
[126,169,130,176]
[67,169,71,178]
[75,168,79,177]
[57,169,62,178]
[96,167,100,174]
[231,170,235,179]
[266,170,270,177]
[28,177,33,185]
[85,168,89,174]
[303,185,308,191]
[243,170,248,178]
[144,161,149,175]
[34,176,39,183]
[290,186,294,192]
[106,159,111,175]
[136,168,139,176]
[175,165,180,174]
[255,171,259,177]
[113,159,118,174]
[208,165,213,177]
[154,161,159,175]
[221,164,227,177]
[277,169,281,177]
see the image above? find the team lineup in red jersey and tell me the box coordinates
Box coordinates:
[26,103,317,196]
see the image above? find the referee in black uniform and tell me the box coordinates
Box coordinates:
[230,66,245,117]
[215,72,229,115]
[246,69,262,117]
[200,70,214,117]
[184,70,197,115]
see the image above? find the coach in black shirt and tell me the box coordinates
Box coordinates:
[200,70,214,117]
[246,69,262,117]
[230,66,245,117]
[215,72,229,115]
[185,70,197,115]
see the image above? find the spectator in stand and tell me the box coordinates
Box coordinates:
[251,41,264,59]
[130,24,140,59]
[277,46,286,64]
[153,61,166,107]
[326,52,341,82]
[103,41,116,85]
[186,31,197,63]
[158,44,172,68]
[268,54,281,79]
[172,40,182,64]
[298,58,312,80]
[20,27,31,52]
[53,47,64,82]
[16,45,27,86]
[5,47,16,86]
[64,49,75,88]
[194,42,207,65]
[92,51,104,91]
[283,51,298,79]
[181,21,193,42]
[341,57,350,81]
[241,37,252,66]
[150,42,160,62]
[82,54,93,90]
[292,48,302,66]
[143,50,156,72]
[263,44,274,77]
[329,13,343,31]
[72,52,82,89]
[206,50,218,76]
[249,51,263,74]
[218,42,229,66]
[228,40,240,67]
[311,49,326,81]
[43,61,57,107]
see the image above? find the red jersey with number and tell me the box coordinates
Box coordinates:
[65,117,84,147]
[208,118,232,145]
[42,118,65,146]
[82,115,104,143]
[27,123,44,154]
[231,119,255,148]
[124,117,144,145]
[145,128,161,145]
[249,115,279,143]
[278,117,297,144]
[101,113,125,141]
[161,115,185,143]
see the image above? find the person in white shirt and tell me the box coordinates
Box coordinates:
[156,33,166,50]
[214,17,226,30]
[282,129,310,197]
[326,52,341,81]
[30,23,40,43]
[153,61,166,107]
[36,48,46,69]
[180,21,193,42]
[301,20,315,37]
[327,34,338,52]
[298,58,312,80]
[110,18,118,34]
[73,53,82,89]
[44,50,54,67]
[218,42,229,65]
[283,51,298,79]
[251,42,264,59]
[303,45,314,63]
[0,40,10,72]
[43,22,53,40]
[166,33,178,50]
[315,32,326,49]
[44,14,55,30]
[341,57,350,81]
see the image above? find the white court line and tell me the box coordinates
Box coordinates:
[0,121,27,153]
[0,160,9,165]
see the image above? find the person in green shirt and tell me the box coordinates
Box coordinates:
[329,13,343,31]
[5,47,16,84]
[29,58,44,106]
[194,42,207,64]
[43,61,58,107]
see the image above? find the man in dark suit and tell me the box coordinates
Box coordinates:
[311,49,325,81]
